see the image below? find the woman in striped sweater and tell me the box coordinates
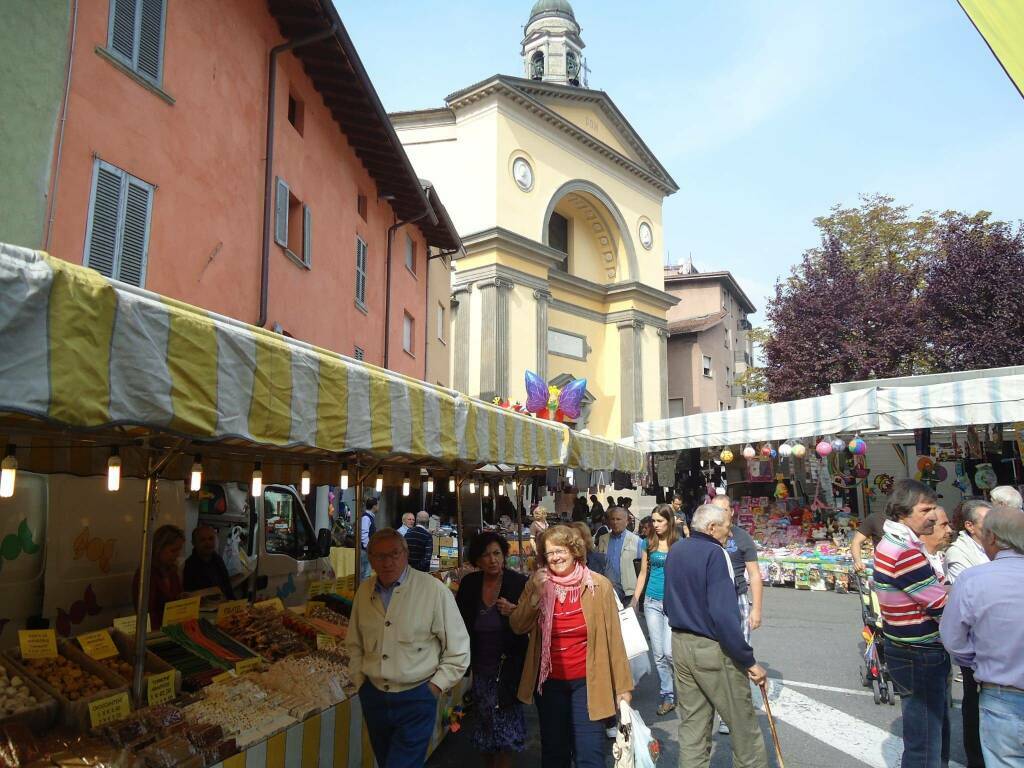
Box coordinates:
[873,479,949,768]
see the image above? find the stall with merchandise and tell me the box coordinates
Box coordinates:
[0,244,581,766]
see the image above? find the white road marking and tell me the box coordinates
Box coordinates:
[769,678,876,697]
[753,679,965,768]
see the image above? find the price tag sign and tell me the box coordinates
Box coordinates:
[254,597,284,613]
[147,670,177,706]
[216,599,248,623]
[307,580,324,598]
[88,692,131,727]
[77,629,119,660]
[19,629,58,659]
[235,657,261,674]
[211,670,236,684]
[317,633,340,652]
[112,614,151,637]
[162,596,200,627]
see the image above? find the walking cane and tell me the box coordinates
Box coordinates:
[758,680,785,768]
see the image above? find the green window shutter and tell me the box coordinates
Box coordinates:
[84,164,124,279]
[118,178,152,286]
[274,177,289,247]
[136,0,165,82]
[110,0,136,63]
[303,204,312,267]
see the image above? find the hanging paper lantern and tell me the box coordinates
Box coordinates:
[848,437,867,455]
[792,443,807,459]
[779,442,793,458]
[719,448,734,464]
[830,437,846,453]
[816,439,833,457]
[742,444,756,459]
[760,443,772,457]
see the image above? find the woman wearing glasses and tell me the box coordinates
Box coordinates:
[455,532,529,768]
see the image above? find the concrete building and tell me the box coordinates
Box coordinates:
[0,0,461,381]
[663,265,756,416]
[391,0,679,438]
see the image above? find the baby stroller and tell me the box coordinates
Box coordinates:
[855,570,895,705]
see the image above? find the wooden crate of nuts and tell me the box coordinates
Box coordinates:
[0,654,58,733]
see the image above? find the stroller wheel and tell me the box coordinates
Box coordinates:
[872,679,881,705]
[887,685,896,706]
[860,664,873,688]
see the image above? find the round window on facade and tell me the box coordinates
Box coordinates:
[512,156,534,192]
[638,220,654,250]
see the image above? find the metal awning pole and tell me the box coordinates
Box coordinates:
[353,459,364,588]
[455,472,464,567]
[515,470,524,573]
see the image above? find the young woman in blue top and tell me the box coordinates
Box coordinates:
[632,504,681,715]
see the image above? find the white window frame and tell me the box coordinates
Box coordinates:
[83,158,154,287]
[405,234,417,276]
[402,312,415,356]
[702,354,713,378]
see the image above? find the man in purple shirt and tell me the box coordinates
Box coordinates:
[940,505,1024,767]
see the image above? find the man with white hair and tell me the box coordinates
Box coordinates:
[665,504,769,768]
[990,485,1023,510]
[941,506,1024,767]
[397,512,415,537]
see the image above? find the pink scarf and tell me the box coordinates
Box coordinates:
[537,562,595,692]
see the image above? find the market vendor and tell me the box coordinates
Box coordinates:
[132,524,185,631]
[183,524,234,599]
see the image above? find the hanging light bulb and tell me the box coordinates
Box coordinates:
[511,478,518,492]
[469,479,477,494]
[339,465,349,490]
[402,474,411,497]
[107,448,121,492]
[497,482,505,496]
[375,472,384,493]
[566,468,575,485]
[0,446,17,499]
[251,462,263,497]
[448,476,456,493]
[426,475,434,493]
[190,455,203,492]
[301,465,311,496]
[483,482,491,498]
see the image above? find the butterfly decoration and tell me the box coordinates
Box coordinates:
[523,372,588,421]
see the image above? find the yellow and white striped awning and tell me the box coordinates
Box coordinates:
[567,432,644,474]
[0,244,572,479]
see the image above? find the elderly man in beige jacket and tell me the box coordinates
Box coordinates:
[347,528,470,768]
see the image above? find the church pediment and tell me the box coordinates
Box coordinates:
[445,75,678,195]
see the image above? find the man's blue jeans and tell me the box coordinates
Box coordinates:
[884,640,951,768]
[360,681,438,768]
[979,685,1024,767]
[535,677,607,768]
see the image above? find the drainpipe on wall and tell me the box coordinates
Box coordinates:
[43,0,80,250]
[257,26,338,328]
[383,211,430,369]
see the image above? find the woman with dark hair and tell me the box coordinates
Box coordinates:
[132,524,185,630]
[632,505,680,715]
[455,532,528,767]
[638,515,654,541]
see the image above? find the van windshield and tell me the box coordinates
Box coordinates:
[264,487,318,560]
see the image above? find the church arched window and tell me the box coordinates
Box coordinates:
[531,52,545,80]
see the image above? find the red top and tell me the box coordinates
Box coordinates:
[133,566,183,631]
[549,592,588,680]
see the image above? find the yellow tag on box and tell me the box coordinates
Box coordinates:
[77,629,119,660]
[112,614,151,637]
[88,692,131,727]
[235,657,261,674]
[307,581,324,598]
[19,629,57,659]
[254,597,284,612]
[147,670,176,706]
[316,633,340,652]
[162,596,200,626]
[216,599,248,623]
[212,671,236,684]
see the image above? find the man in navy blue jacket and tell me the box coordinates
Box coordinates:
[665,503,768,768]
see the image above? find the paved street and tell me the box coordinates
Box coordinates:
[428,587,969,768]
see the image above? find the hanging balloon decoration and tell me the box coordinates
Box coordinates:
[816,439,833,457]
[522,371,588,422]
[830,437,847,454]
[760,443,772,458]
[742,444,756,459]
[792,442,807,459]
[848,436,867,455]
[720,448,734,464]
[778,442,793,458]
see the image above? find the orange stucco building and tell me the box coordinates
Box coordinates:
[19,0,460,381]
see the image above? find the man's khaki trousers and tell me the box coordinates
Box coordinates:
[671,631,769,768]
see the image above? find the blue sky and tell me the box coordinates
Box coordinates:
[336,1,1024,322]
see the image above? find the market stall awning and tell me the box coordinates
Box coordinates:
[875,374,1024,432]
[633,389,878,452]
[0,244,570,479]
[959,0,1024,100]
[567,431,644,474]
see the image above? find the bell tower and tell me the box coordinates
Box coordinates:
[521,0,586,87]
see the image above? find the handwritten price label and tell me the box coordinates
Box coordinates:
[88,692,131,727]
[77,629,119,660]
[235,657,261,675]
[147,670,176,706]
[216,599,248,623]
[112,614,151,637]
[162,596,200,626]
[317,634,341,652]
[19,630,57,659]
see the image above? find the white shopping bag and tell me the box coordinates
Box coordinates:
[613,700,660,768]
[614,594,652,683]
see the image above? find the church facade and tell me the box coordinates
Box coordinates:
[392,0,678,439]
